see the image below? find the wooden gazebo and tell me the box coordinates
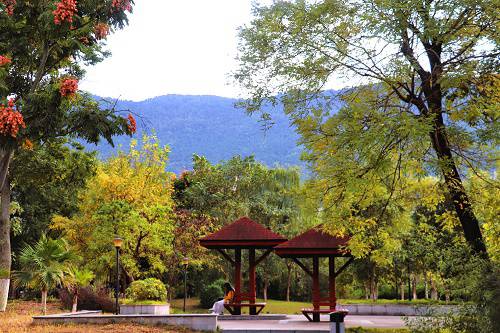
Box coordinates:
[274,225,354,322]
[199,217,287,315]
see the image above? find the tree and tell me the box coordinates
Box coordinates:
[235,0,498,256]
[0,0,136,310]
[64,267,94,313]
[10,140,96,255]
[52,135,175,282]
[13,235,74,314]
[177,155,306,299]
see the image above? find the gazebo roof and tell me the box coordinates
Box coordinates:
[274,225,350,258]
[199,216,287,249]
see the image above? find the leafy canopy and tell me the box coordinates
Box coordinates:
[52,135,175,279]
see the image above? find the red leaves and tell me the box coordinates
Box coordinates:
[127,113,137,134]
[94,23,109,40]
[0,55,11,66]
[0,0,16,16]
[0,99,25,138]
[60,77,78,97]
[112,0,132,13]
[53,0,77,25]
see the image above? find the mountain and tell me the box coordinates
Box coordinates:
[83,94,305,173]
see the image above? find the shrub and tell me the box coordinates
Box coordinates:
[125,278,167,302]
[199,283,223,309]
[58,287,115,312]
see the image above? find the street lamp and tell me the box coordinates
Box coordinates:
[113,237,123,315]
[181,257,189,313]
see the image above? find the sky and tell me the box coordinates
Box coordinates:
[80,1,265,102]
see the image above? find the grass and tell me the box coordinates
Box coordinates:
[170,297,453,315]
[0,300,197,333]
[1,299,410,332]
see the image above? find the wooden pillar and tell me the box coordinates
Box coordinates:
[234,248,242,315]
[312,256,320,322]
[249,248,256,315]
[329,256,336,311]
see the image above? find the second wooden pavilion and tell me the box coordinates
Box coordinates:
[199,217,287,315]
[274,225,354,322]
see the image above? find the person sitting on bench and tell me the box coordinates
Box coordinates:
[210,282,235,315]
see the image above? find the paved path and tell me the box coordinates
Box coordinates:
[219,314,409,332]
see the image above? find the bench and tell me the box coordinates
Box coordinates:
[224,293,266,315]
[301,299,336,322]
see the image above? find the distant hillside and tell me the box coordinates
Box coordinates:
[83,94,304,173]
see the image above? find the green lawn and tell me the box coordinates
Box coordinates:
[170,297,454,314]
[170,298,410,332]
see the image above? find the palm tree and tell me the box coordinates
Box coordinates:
[64,267,94,312]
[14,235,74,314]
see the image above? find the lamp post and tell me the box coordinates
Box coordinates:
[181,257,189,313]
[113,237,123,315]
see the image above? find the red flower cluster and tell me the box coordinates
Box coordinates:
[0,0,16,16]
[60,77,78,97]
[127,113,137,134]
[0,99,25,138]
[112,0,131,12]
[53,0,77,25]
[94,22,109,40]
[0,55,11,67]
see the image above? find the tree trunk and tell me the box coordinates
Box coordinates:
[424,272,429,299]
[400,280,405,300]
[428,101,487,256]
[286,262,292,302]
[411,273,417,300]
[405,40,487,257]
[370,276,378,301]
[430,277,438,301]
[0,176,11,312]
[72,294,78,313]
[41,289,48,315]
[364,281,370,300]
[263,279,268,302]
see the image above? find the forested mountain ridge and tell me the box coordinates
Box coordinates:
[83,94,304,173]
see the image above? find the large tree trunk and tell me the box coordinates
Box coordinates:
[429,112,487,255]
[41,289,48,315]
[402,38,487,257]
[0,175,11,312]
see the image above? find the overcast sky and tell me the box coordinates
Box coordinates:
[80,1,265,101]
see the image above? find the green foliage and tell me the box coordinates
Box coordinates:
[179,155,302,234]
[199,283,223,309]
[10,140,96,259]
[235,0,498,257]
[0,1,135,148]
[65,267,94,291]
[52,135,175,280]
[125,278,167,302]
[13,235,74,292]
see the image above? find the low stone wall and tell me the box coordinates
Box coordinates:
[33,313,218,332]
[120,304,170,315]
[337,303,458,316]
